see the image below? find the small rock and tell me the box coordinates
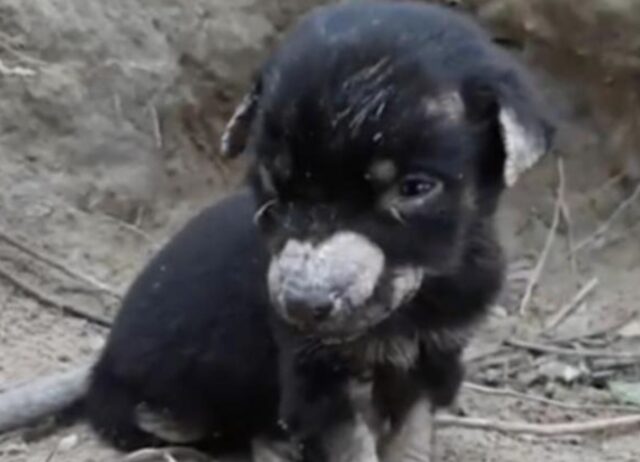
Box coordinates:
[57,433,79,452]
[3,442,28,456]
[538,360,584,384]
[609,381,640,406]
[617,319,640,338]
[491,305,509,318]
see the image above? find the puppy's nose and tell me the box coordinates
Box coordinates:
[286,302,334,324]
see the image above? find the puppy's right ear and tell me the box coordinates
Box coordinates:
[220,77,263,158]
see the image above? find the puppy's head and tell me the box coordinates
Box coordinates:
[222,3,554,341]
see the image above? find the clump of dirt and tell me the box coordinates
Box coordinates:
[1,1,639,461]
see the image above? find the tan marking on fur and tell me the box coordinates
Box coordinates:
[367,159,397,185]
[389,267,424,308]
[424,91,465,124]
[357,335,421,371]
[351,328,470,371]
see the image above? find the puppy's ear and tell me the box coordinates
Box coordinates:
[220,77,262,158]
[496,74,555,187]
[465,70,555,187]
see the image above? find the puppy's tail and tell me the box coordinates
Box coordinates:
[0,363,90,434]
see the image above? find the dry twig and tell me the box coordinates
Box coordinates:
[519,158,563,315]
[436,413,640,436]
[465,349,527,375]
[61,202,156,247]
[0,227,121,299]
[0,265,111,327]
[573,183,640,254]
[149,104,163,149]
[550,312,638,344]
[505,338,640,360]
[0,58,35,77]
[0,32,47,66]
[575,173,624,208]
[463,382,640,413]
[543,277,599,332]
[555,159,577,273]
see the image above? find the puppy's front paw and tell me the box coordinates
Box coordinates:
[134,404,206,444]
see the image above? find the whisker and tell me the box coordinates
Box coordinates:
[389,206,406,225]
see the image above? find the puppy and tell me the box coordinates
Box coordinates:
[224,1,553,460]
[86,2,553,461]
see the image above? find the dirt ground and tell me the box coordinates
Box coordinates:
[1,1,640,461]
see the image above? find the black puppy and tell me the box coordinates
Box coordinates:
[86,2,553,461]
[224,1,553,460]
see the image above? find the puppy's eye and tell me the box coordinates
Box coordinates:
[399,174,440,198]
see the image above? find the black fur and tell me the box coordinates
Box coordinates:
[246,1,543,458]
[85,191,280,452]
[86,2,551,460]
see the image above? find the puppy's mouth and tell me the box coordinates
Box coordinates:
[267,231,425,341]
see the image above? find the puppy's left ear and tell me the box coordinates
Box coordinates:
[496,74,555,187]
[220,77,263,158]
[466,69,556,187]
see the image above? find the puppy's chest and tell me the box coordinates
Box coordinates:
[343,327,469,373]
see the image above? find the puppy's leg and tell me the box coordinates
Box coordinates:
[372,368,433,462]
[378,397,434,462]
[278,350,378,462]
[253,420,378,462]
[321,413,379,462]
[378,348,465,462]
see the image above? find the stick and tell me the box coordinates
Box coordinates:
[149,104,163,149]
[556,158,577,273]
[0,227,121,299]
[573,183,640,254]
[463,382,639,413]
[61,203,156,248]
[0,365,91,433]
[543,277,599,332]
[574,173,624,209]
[0,32,47,66]
[0,58,35,77]
[436,413,640,436]
[466,350,526,374]
[505,338,640,360]
[550,312,638,344]
[519,159,563,315]
[465,346,508,364]
[0,265,112,327]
